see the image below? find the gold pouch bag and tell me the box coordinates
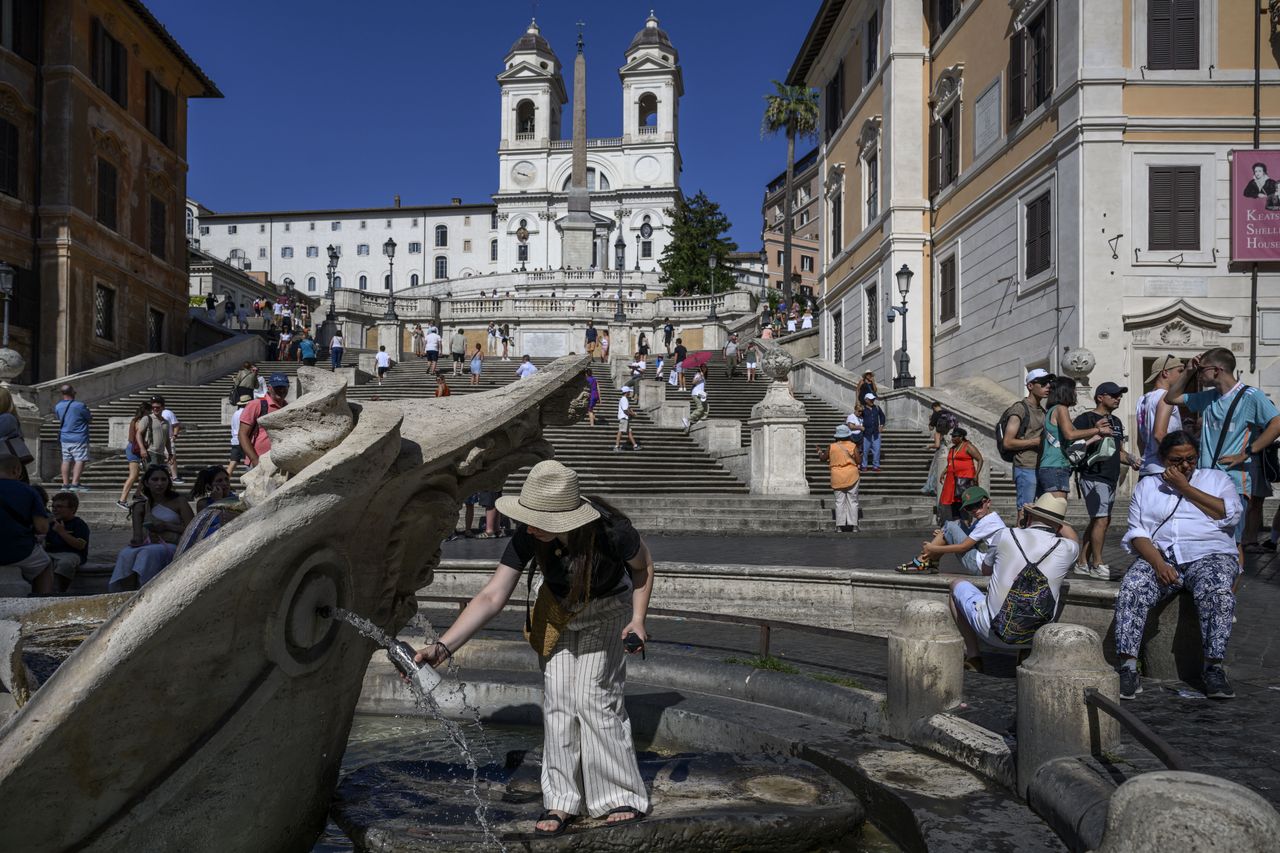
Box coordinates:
[523,583,579,657]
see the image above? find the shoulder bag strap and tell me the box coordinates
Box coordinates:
[1209,386,1248,468]
[1008,529,1062,571]
[1148,494,1185,541]
[1043,406,1060,448]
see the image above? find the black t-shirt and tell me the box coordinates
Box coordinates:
[1072,412,1125,484]
[673,345,688,364]
[501,514,642,601]
[46,516,90,565]
[663,324,674,340]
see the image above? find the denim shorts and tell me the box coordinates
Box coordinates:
[124,444,143,464]
[1037,466,1072,494]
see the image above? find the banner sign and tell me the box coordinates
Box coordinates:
[1232,149,1280,262]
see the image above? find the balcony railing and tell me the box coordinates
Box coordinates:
[637,126,658,136]
[549,137,624,149]
[514,132,535,141]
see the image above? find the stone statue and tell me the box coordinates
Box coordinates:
[0,359,589,852]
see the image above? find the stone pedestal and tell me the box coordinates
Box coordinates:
[108,416,132,448]
[887,600,964,739]
[638,378,665,411]
[747,383,809,495]
[332,367,362,387]
[702,321,727,352]
[1096,771,1280,852]
[1016,624,1119,797]
[358,352,378,375]
[690,417,742,457]
[376,321,404,361]
[608,323,633,360]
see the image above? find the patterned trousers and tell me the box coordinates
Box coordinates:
[540,594,649,817]
[1113,552,1237,661]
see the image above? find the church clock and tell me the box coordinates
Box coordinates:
[511,161,538,188]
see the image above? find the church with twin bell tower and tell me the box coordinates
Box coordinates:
[494,13,683,275]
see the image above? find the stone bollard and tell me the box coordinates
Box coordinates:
[1016,623,1119,797]
[1095,770,1280,852]
[887,600,964,739]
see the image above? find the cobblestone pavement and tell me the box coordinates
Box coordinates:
[88,525,1280,806]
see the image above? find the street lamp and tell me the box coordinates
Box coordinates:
[634,234,641,271]
[613,231,627,322]
[325,244,339,325]
[382,238,398,320]
[707,251,718,320]
[890,263,915,389]
[0,262,13,347]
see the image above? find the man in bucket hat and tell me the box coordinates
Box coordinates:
[946,493,1080,672]
[816,424,861,532]
[412,461,654,835]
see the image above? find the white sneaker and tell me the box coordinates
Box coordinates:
[1090,563,1115,581]
[682,417,689,429]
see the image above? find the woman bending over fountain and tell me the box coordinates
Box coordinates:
[109,464,193,592]
[413,460,653,836]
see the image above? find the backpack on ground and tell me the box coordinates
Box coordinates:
[990,532,1062,645]
[995,401,1031,463]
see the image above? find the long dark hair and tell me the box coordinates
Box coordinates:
[189,466,228,501]
[139,464,178,506]
[1047,376,1078,409]
[530,495,632,607]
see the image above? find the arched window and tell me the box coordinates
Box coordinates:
[435,224,448,247]
[638,92,658,128]
[185,207,194,237]
[560,168,610,191]
[516,99,536,135]
[333,275,343,288]
[410,273,419,287]
[384,274,392,290]
[434,256,448,279]
[358,275,368,290]
[307,276,317,292]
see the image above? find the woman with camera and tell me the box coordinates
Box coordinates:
[1113,431,1242,701]
[411,461,653,836]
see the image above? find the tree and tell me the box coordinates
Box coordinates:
[761,81,819,301]
[657,191,739,296]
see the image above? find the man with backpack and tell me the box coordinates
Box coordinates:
[238,372,290,467]
[1073,382,1140,580]
[998,369,1053,521]
[947,493,1079,672]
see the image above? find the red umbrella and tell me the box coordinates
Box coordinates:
[682,351,713,372]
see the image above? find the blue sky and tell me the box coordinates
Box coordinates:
[148,0,816,250]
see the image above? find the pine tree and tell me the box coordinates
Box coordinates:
[657,191,739,296]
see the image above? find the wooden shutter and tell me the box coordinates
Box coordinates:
[1173,167,1199,249]
[940,257,956,321]
[0,119,17,197]
[1172,0,1199,70]
[1025,195,1041,276]
[1025,193,1051,276]
[91,18,104,89]
[1148,0,1173,69]
[1009,30,1024,127]
[1149,166,1199,251]
[1040,1,1054,107]
[928,122,941,197]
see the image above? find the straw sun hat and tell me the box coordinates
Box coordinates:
[495,460,600,533]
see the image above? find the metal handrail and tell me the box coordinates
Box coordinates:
[414,594,883,659]
[1083,687,1192,771]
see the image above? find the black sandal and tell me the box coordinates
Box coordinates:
[604,806,646,825]
[534,811,577,837]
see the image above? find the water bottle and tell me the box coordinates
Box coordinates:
[386,640,443,695]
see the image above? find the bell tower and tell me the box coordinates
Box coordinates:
[619,12,683,144]
[498,20,566,150]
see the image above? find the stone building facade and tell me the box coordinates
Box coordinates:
[0,0,219,383]
[790,0,1280,419]
[761,146,821,299]
[194,13,684,301]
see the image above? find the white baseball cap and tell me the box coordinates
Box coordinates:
[863,392,876,402]
[1025,368,1055,385]
[621,386,633,395]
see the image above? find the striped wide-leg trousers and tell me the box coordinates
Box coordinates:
[539,594,650,818]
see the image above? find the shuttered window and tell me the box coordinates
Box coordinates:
[824,61,844,141]
[1148,166,1200,251]
[1025,192,1052,276]
[146,73,176,147]
[91,18,127,107]
[1008,3,1053,129]
[0,117,17,197]
[149,195,167,259]
[864,12,879,82]
[832,309,843,365]
[931,108,959,196]
[1147,0,1199,70]
[939,256,958,323]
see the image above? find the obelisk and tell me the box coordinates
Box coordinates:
[560,27,596,269]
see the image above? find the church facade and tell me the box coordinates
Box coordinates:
[191,14,684,298]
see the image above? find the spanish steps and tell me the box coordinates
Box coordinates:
[38,346,1007,534]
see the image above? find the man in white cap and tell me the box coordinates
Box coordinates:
[947,493,1079,672]
[1135,354,1185,479]
[613,387,640,452]
[860,392,885,471]
[412,460,654,833]
[999,368,1053,521]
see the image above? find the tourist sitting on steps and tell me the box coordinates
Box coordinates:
[947,493,1079,672]
[1113,430,1242,701]
[45,490,91,594]
[899,486,1005,575]
[190,466,236,513]
[109,464,194,592]
[0,454,55,595]
[411,461,653,836]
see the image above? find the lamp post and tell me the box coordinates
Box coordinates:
[0,261,13,347]
[325,244,338,324]
[890,263,915,389]
[707,251,718,320]
[613,231,626,322]
[759,247,768,299]
[382,238,398,320]
[634,234,641,272]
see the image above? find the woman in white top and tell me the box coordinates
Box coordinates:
[1113,430,1242,700]
[329,331,345,370]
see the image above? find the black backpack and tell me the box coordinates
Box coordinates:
[995,401,1031,463]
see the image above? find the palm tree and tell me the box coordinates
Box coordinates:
[762,81,819,302]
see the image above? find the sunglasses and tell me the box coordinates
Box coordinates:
[1165,453,1197,465]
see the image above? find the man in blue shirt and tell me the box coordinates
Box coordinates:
[54,384,92,492]
[860,393,886,472]
[1167,347,1280,544]
[0,454,54,594]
